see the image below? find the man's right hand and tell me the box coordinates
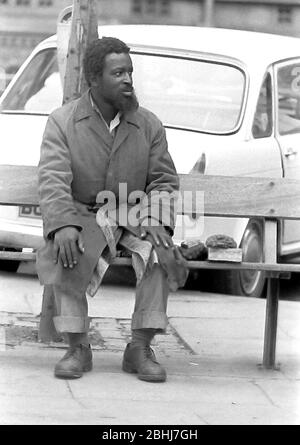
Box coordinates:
[53,226,84,269]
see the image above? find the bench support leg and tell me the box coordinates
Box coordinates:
[263,277,279,369]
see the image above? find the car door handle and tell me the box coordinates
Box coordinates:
[284,148,298,157]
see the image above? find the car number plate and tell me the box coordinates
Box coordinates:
[19,205,42,219]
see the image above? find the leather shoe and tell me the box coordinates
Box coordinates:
[54,344,93,379]
[122,343,166,382]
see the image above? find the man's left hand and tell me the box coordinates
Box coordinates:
[140,225,173,248]
[141,224,189,291]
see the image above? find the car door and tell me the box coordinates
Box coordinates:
[274,59,300,254]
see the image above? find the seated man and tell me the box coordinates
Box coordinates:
[37,37,187,382]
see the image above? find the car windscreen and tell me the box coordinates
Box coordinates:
[0,48,63,114]
[131,52,245,133]
[0,47,245,133]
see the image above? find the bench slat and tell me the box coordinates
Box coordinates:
[1,251,300,273]
[0,165,38,206]
[179,174,300,219]
[111,258,300,273]
[1,165,300,219]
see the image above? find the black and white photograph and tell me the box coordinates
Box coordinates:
[0,0,299,428]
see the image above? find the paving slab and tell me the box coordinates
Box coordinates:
[0,346,299,425]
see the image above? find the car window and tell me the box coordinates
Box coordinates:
[277,62,300,135]
[0,48,62,114]
[1,46,245,133]
[131,53,245,133]
[252,73,273,139]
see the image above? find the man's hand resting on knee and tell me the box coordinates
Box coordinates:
[140,223,189,291]
[53,226,84,269]
[140,225,173,248]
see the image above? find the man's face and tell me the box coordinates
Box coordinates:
[92,52,138,113]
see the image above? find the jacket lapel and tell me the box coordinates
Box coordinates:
[111,119,129,155]
[111,110,140,156]
[88,113,113,147]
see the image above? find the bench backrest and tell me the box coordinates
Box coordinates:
[1,165,300,220]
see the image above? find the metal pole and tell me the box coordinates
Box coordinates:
[263,277,279,369]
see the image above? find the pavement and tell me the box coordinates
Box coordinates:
[0,270,300,425]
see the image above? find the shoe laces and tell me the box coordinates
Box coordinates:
[143,345,158,364]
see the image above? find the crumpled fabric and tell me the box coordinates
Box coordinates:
[87,207,189,297]
[87,208,158,297]
[144,234,189,291]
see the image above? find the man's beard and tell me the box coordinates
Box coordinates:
[115,89,139,114]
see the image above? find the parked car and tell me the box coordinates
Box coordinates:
[1,24,300,297]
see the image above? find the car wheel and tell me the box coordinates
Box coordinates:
[215,219,266,298]
[0,247,21,272]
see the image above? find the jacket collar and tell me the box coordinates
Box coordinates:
[73,90,93,121]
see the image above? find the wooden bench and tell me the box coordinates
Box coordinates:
[1,164,300,369]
